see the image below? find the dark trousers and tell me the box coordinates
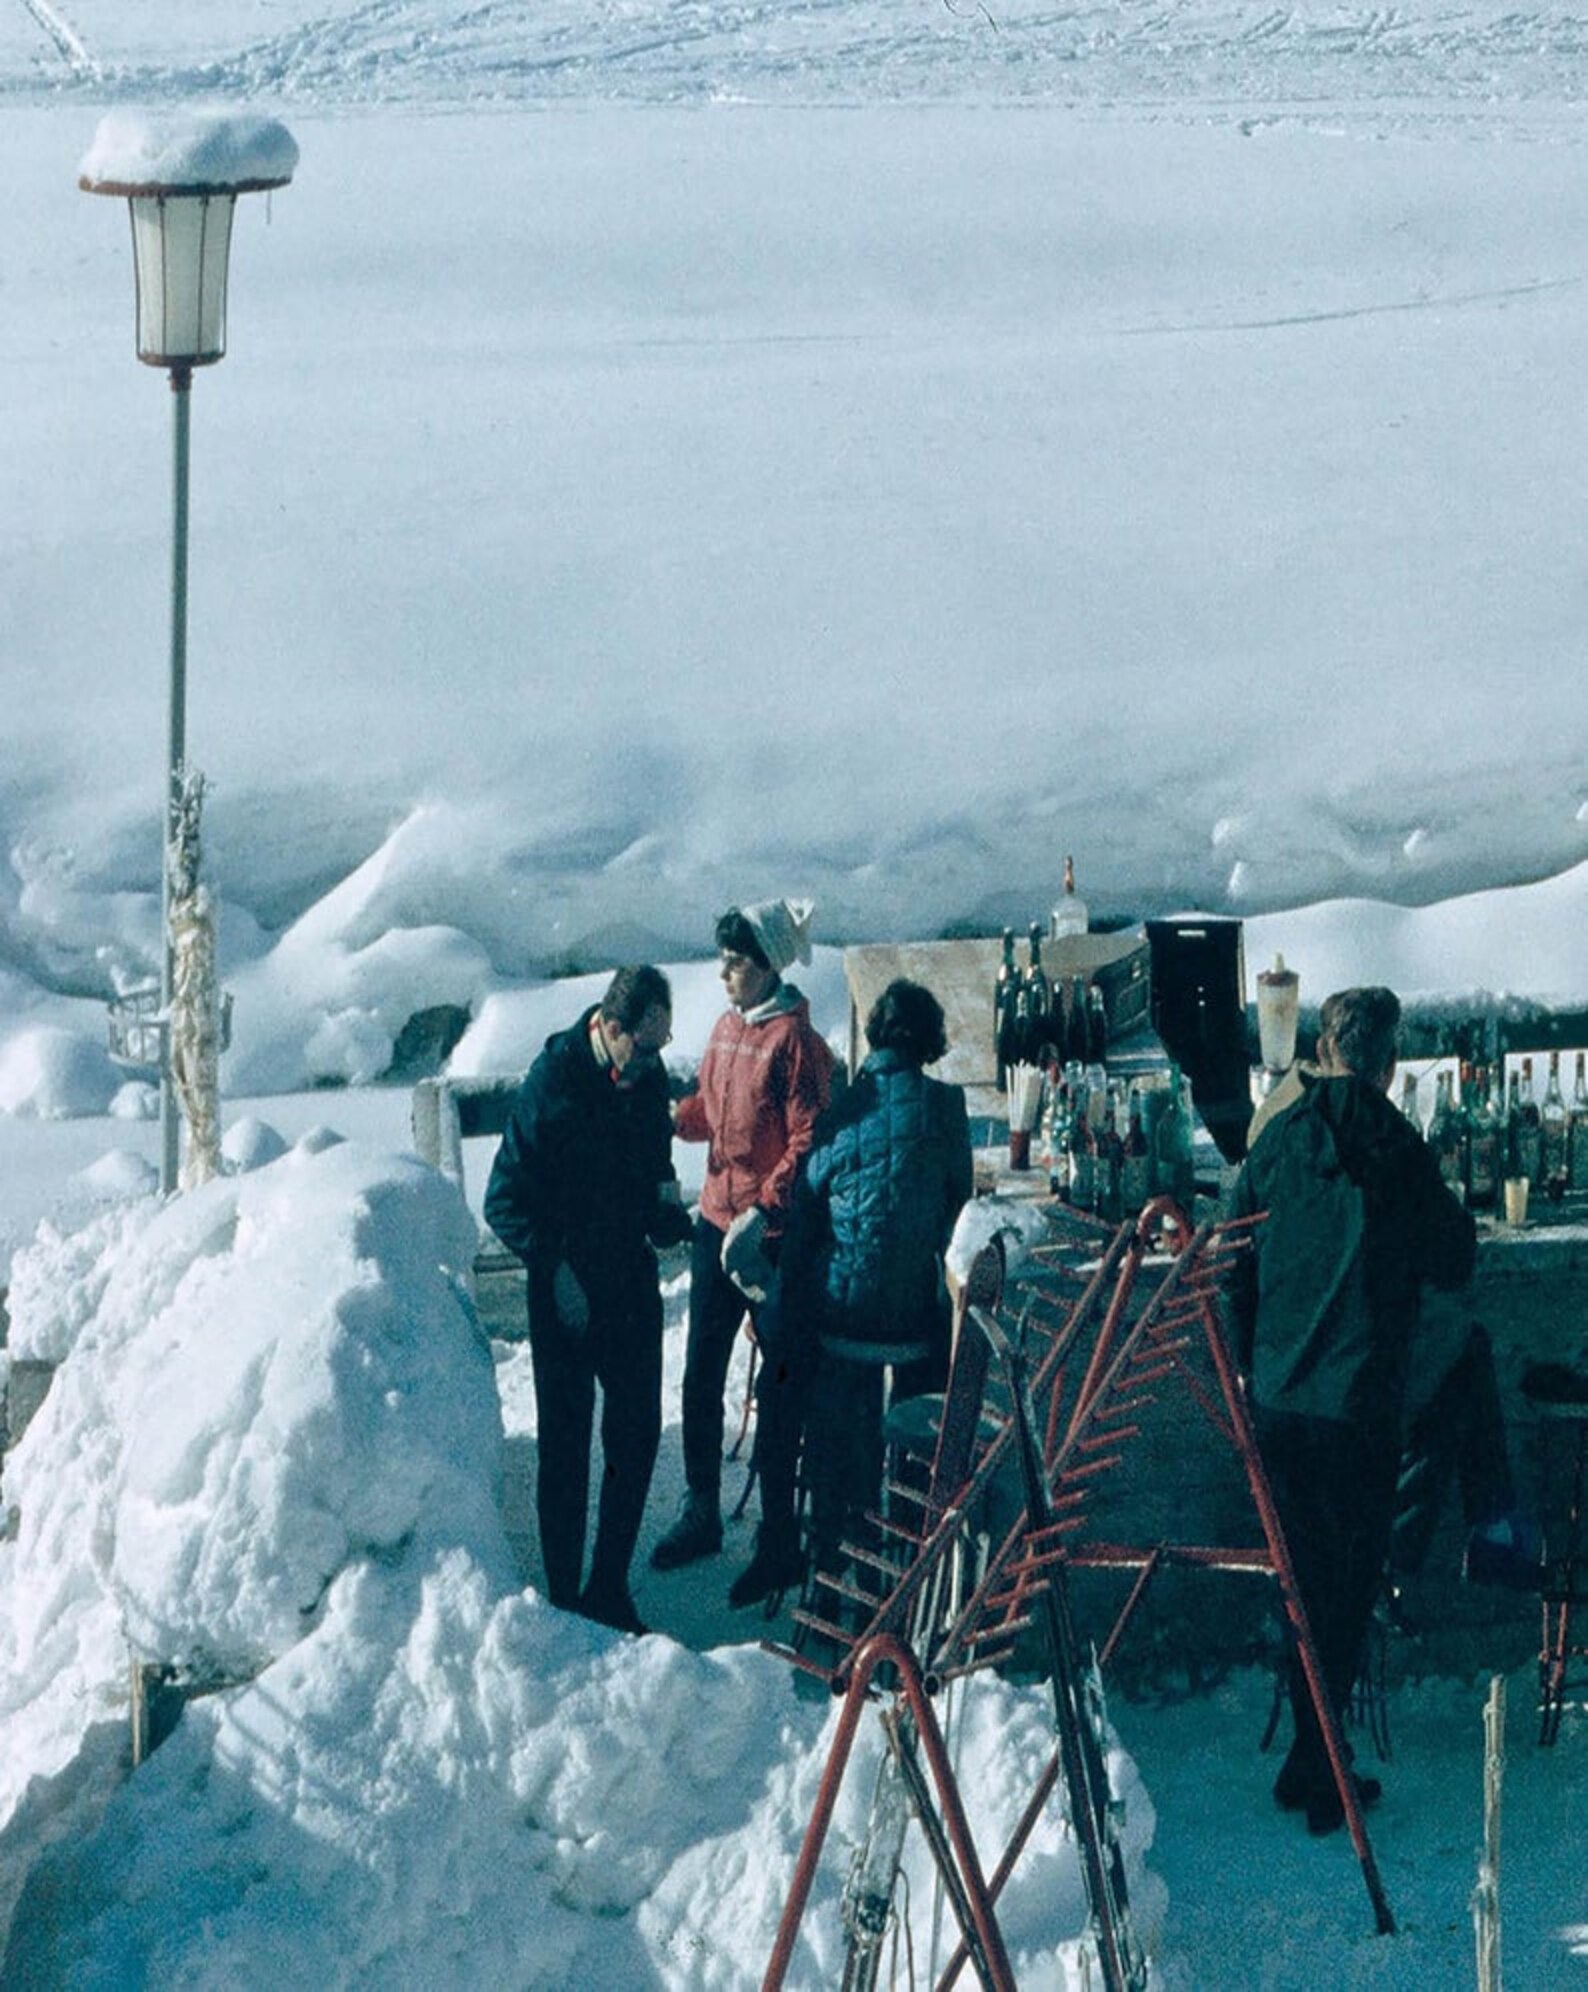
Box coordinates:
[681,1218,774,1505]
[1254,1405,1398,1779]
[1392,1323,1515,1576]
[806,1346,945,1573]
[528,1269,662,1608]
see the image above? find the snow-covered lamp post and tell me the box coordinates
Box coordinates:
[80,111,297,1193]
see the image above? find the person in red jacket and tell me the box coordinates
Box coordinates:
[651,897,835,1601]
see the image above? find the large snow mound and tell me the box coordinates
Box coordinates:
[0,1141,1160,1985]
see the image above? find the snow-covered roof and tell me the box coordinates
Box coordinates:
[78,110,298,197]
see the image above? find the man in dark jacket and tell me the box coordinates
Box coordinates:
[1224,985,1475,1833]
[484,965,689,1636]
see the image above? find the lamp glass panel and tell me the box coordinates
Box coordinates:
[129,194,236,365]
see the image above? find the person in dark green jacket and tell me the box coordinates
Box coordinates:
[1224,985,1475,1834]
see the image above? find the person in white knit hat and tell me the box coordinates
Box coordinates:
[653,896,835,1605]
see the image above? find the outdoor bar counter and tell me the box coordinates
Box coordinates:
[844,934,1587,1686]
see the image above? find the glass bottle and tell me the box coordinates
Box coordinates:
[1023,925,1052,1068]
[1541,1049,1569,1200]
[1086,984,1109,1067]
[1120,1085,1152,1215]
[1064,974,1090,1067]
[1050,852,1089,939]
[994,928,1019,1091]
[1428,1070,1467,1202]
[1096,1082,1125,1224]
[1152,1062,1196,1215]
[1570,1051,1588,1193]
[1465,1065,1503,1212]
[1067,1094,1095,1212]
[1398,1070,1421,1131]
[1513,1056,1543,1183]
[1045,1082,1073,1197]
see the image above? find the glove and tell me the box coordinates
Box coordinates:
[721,1206,773,1304]
[551,1260,590,1332]
[648,1182,694,1250]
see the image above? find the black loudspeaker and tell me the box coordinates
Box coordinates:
[1144,917,1252,1164]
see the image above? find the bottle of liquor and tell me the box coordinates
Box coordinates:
[1152,1063,1196,1215]
[1023,925,1052,1067]
[1064,973,1090,1068]
[1465,1065,1503,1213]
[1513,1056,1543,1183]
[1050,853,1089,939]
[994,928,1019,1091]
[1086,983,1109,1066]
[1571,1051,1588,1193]
[1067,1094,1095,1212]
[1096,1082,1125,1223]
[1398,1070,1421,1130]
[1541,1049,1570,1201]
[1120,1085,1152,1215]
[1044,1081,1073,1197]
[1428,1070,1467,1202]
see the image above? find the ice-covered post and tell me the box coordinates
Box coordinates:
[167,770,222,1188]
[1472,1672,1505,1992]
[79,110,297,1193]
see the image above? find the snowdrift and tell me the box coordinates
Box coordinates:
[0,1143,1156,1985]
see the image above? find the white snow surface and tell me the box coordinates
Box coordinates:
[3,2,1588,1984]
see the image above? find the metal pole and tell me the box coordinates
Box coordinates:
[160,364,192,1195]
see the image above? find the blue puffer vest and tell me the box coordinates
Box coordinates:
[799,1048,973,1348]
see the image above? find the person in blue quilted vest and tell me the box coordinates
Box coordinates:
[768,977,973,1595]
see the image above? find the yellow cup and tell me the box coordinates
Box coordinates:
[1503,1177,1530,1226]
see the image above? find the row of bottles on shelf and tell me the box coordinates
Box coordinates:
[1416,1049,1588,1210]
[993,856,1094,1087]
[1030,1059,1197,1221]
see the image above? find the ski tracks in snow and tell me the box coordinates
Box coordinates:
[16,0,97,79]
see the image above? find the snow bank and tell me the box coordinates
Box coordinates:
[222,809,499,1094]
[5,1541,1154,1988]
[0,1025,120,1119]
[0,1146,501,1837]
[1245,857,1588,1011]
[0,1138,1158,1985]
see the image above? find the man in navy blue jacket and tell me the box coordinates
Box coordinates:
[484,965,689,1635]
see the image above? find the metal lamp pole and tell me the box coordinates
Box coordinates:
[80,113,297,1192]
[160,361,193,1192]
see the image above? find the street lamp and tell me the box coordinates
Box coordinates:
[80,111,296,1193]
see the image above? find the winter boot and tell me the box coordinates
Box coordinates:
[577,1577,649,1637]
[727,1525,806,1611]
[649,1490,723,1573]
